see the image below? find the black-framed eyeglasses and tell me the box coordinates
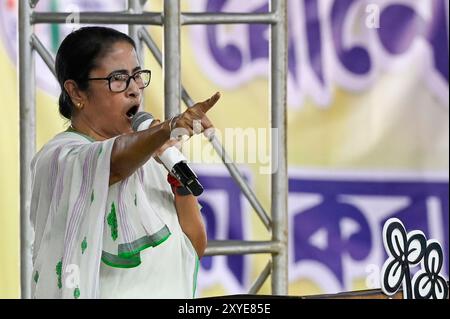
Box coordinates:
[87,69,151,93]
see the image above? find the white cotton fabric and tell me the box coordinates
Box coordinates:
[30,130,198,299]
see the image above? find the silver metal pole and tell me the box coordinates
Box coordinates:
[139,27,272,230]
[128,0,143,57]
[270,0,288,295]
[31,34,55,76]
[128,0,144,107]
[31,11,163,25]
[205,240,281,256]
[182,12,277,25]
[248,261,272,294]
[19,0,36,299]
[30,12,280,26]
[163,0,181,119]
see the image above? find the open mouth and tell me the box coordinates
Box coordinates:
[126,105,139,120]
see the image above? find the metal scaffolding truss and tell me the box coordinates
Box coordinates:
[19,0,287,299]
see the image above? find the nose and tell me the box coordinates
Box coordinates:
[125,77,141,98]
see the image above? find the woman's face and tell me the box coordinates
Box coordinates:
[77,41,143,138]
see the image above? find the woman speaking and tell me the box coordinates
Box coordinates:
[30,26,220,299]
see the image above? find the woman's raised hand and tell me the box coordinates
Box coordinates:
[170,92,221,139]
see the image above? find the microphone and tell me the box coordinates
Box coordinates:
[132,111,204,196]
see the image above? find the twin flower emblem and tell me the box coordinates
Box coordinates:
[381,218,448,299]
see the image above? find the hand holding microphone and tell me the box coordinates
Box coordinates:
[131,92,221,196]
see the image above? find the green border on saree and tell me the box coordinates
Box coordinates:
[117,225,171,258]
[193,256,200,298]
[101,251,141,269]
[101,226,171,269]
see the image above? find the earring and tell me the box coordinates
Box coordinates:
[76,102,84,109]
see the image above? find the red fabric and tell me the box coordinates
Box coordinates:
[167,173,182,190]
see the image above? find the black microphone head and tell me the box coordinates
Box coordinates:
[131,111,153,132]
[172,161,204,196]
[186,179,204,197]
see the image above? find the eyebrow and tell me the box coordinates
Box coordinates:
[107,66,141,77]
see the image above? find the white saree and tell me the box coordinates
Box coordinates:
[30,129,199,299]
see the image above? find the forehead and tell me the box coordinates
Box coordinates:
[94,41,139,73]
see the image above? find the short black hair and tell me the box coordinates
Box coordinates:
[55,26,136,120]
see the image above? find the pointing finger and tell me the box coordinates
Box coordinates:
[198,92,221,114]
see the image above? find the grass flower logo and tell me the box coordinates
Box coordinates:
[412,240,449,299]
[381,218,427,299]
